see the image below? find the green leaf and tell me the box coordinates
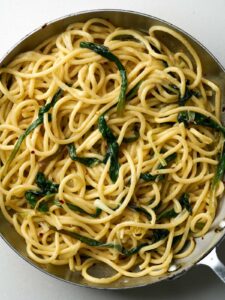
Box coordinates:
[67,203,102,218]
[36,172,59,194]
[178,86,194,106]
[156,194,191,221]
[80,42,127,115]
[4,89,63,170]
[38,202,49,213]
[140,173,158,182]
[25,173,59,212]
[192,90,201,98]
[157,194,191,221]
[123,124,140,143]
[122,243,148,256]
[179,193,192,213]
[158,153,177,169]
[98,115,117,142]
[164,82,200,102]
[152,229,169,242]
[107,142,120,182]
[157,208,178,221]
[129,205,152,220]
[98,115,120,183]
[126,80,143,101]
[177,111,225,136]
[212,142,225,189]
[25,191,41,208]
[6,118,43,167]
[140,153,177,182]
[53,228,147,257]
[67,144,102,167]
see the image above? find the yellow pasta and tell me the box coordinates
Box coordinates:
[0,18,224,284]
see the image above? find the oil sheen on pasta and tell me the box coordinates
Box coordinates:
[0,18,224,284]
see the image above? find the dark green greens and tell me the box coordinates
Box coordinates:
[140,153,177,182]
[67,202,102,218]
[177,111,225,135]
[152,229,169,242]
[178,86,195,106]
[5,89,63,170]
[67,144,101,167]
[129,205,152,220]
[157,208,178,221]
[140,173,158,182]
[123,124,140,143]
[25,173,102,217]
[178,111,225,188]
[163,82,200,105]
[178,80,200,106]
[25,172,59,212]
[35,172,59,194]
[54,228,148,257]
[179,193,192,213]
[98,115,120,182]
[212,142,225,188]
[156,193,191,221]
[80,42,127,115]
[126,80,143,101]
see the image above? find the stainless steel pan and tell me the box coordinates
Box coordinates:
[1,9,225,289]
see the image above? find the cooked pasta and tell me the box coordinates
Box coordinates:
[0,18,224,284]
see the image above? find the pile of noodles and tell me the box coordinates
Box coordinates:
[0,18,224,284]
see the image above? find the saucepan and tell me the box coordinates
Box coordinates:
[0,9,225,289]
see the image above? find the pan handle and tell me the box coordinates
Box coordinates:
[198,248,225,283]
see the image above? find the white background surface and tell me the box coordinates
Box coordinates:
[1,0,225,299]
